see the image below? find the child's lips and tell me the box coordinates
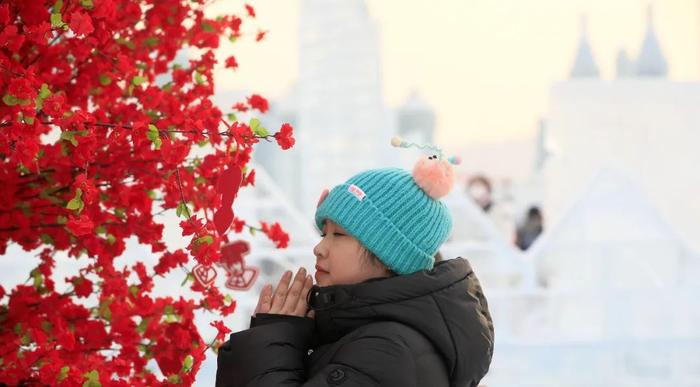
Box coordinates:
[314,265,329,282]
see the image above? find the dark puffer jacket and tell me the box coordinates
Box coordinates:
[216,257,494,387]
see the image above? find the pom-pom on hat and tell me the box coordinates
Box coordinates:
[314,138,459,275]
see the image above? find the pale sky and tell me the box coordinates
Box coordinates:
[208,0,700,149]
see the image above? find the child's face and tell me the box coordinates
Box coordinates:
[313,220,388,286]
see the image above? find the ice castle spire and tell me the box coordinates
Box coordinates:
[569,15,600,79]
[635,2,668,77]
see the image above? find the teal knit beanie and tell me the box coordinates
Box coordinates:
[314,167,453,275]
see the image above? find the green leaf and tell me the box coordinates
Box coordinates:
[66,188,84,213]
[82,369,101,387]
[128,285,138,297]
[3,94,19,106]
[194,72,206,85]
[114,208,126,219]
[201,22,215,32]
[31,269,43,290]
[106,234,116,245]
[40,234,54,245]
[227,113,237,122]
[249,118,269,136]
[56,215,68,225]
[144,36,159,47]
[146,124,162,150]
[132,76,147,86]
[39,84,52,99]
[95,225,106,234]
[57,366,69,382]
[167,375,181,384]
[80,0,93,8]
[60,131,78,146]
[195,235,213,245]
[36,84,52,110]
[98,300,112,321]
[50,13,65,28]
[53,0,64,13]
[41,321,53,332]
[137,318,150,334]
[98,74,111,86]
[180,273,194,287]
[23,115,35,125]
[182,354,194,373]
[176,202,189,218]
[224,294,233,305]
[116,37,136,50]
[248,227,256,236]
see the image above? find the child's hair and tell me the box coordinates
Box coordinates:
[359,246,396,277]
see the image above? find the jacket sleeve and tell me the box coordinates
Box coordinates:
[215,314,314,387]
[216,318,417,387]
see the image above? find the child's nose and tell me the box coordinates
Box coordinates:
[313,240,325,259]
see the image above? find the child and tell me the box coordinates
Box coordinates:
[216,140,494,386]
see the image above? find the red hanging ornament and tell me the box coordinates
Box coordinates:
[193,264,218,287]
[218,240,259,291]
[213,164,243,235]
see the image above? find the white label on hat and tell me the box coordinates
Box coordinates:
[348,184,366,201]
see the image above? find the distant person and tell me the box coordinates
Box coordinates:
[515,206,544,250]
[466,175,517,241]
[467,175,493,212]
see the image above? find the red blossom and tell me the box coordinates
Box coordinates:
[225,55,238,69]
[244,4,256,18]
[232,218,245,233]
[71,276,93,298]
[68,11,94,36]
[154,249,189,275]
[210,320,232,342]
[66,215,94,236]
[255,29,267,42]
[274,123,296,150]
[242,169,256,187]
[232,102,249,112]
[247,94,269,113]
[180,216,205,236]
[41,94,66,117]
[260,221,290,249]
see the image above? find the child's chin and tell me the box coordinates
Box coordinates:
[314,271,330,286]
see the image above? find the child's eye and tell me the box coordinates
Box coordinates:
[319,233,344,237]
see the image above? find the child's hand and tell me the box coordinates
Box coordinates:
[254,268,313,317]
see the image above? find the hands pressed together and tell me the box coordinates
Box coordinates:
[254,268,315,318]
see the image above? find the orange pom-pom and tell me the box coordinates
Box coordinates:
[412,157,455,199]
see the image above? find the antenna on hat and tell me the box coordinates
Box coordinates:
[390,136,461,199]
[390,136,461,165]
